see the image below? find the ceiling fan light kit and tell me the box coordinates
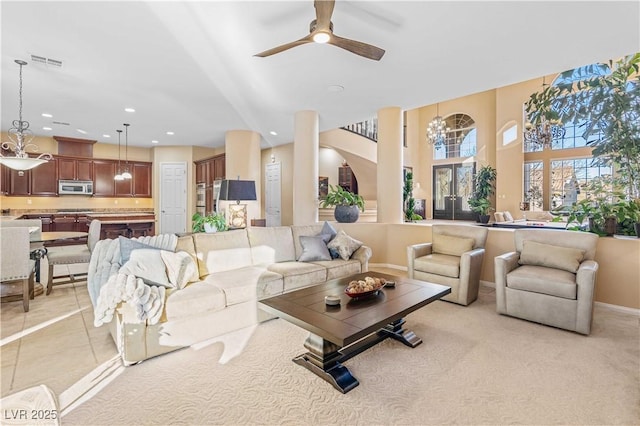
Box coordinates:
[255,0,385,61]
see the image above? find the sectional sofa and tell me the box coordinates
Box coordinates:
[88,224,372,365]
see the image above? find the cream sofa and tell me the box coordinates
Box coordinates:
[88,224,371,365]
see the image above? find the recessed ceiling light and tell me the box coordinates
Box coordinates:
[76,129,87,134]
[269,131,278,136]
[42,127,52,131]
[124,107,136,113]
[41,113,53,118]
[103,134,111,138]
[166,131,174,135]
[327,85,344,92]
[151,140,159,144]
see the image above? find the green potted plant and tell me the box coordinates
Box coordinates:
[320,184,365,223]
[192,211,228,233]
[467,165,497,223]
[403,171,423,222]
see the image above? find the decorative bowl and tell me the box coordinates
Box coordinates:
[344,276,387,299]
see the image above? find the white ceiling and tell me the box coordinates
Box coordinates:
[2,1,639,150]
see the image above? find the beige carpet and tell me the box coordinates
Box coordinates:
[63,287,639,425]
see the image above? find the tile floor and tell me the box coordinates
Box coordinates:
[1,263,117,398]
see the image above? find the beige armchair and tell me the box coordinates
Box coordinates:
[494,229,599,335]
[0,227,36,312]
[407,224,488,306]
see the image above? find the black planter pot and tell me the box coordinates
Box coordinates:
[334,205,360,223]
[604,217,617,236]
[634,222,640,238]
[479,214,491,224]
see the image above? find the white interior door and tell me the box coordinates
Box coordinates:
[265,162,281,226]
[160,162,187,234]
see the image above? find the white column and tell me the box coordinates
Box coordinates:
[224,130,261,225]
[293,110,319,225]
[377,107,403,223]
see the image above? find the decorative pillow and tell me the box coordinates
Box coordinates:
[298,235,332,262]
[432,233,475,256]
[119,236,162,264]
[327,230,363,261]
[503,211,514,222]
[321,221,337,241]
[160,250,200,289]
[519,240,585,273]
[494,212,505,222]
[119,249,172,288]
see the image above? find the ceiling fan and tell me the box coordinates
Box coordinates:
[254,0,385,61]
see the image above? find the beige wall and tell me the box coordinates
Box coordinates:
[339,222,640,310]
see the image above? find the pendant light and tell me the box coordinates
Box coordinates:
[121,123,132,179]
[114,129,124,181]
[0,60,52,171]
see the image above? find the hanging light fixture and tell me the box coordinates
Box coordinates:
[524,77,565,149]
[114,129,124,181]
[427,103,450,149]
[0,60,52,171]
[121,123,132,179]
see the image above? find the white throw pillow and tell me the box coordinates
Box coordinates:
[327,230,363,261]
[119,249,172,288]
[161,250,200,289]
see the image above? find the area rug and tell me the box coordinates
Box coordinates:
[62,288,639,425]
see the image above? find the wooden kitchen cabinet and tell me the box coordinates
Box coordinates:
[58,157,93,181]
[195,161,207,184]
[22,214,53,232]
[0,165,8,195]
[132,162,152,197]
[30,158,58,196]
[195,154,225,187]
[213,155,225,180]
[338,165,358,194]
[92,160,116,196]
[9,169,30,195]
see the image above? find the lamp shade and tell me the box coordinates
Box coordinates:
[218,179,256,202]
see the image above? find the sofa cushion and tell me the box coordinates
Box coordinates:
[193,230,253,276]
[267,261,327,292]
[507,264,577,299]
[119,236,161,263]
[310,259,361,280]
[494,212,505,222]
[119,249,171,288]
[298,235,332,262]
[164,280,226,321]
[247,226,296,265]
[161,250,200,290]
[291,224,325,259]
[504,211,514,222]
[519,240,585,273]
[203,266,281,306]
[414,253,460,278]
[327,230,363,261]
[321,221,337,241]
[432,233,474,257]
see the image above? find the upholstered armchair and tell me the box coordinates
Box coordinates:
[0,227,36,312]
[407,224,488,306]
[494,229,599,335]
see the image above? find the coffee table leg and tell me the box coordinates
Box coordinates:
[379,318,422,348]
[292,333,359,394]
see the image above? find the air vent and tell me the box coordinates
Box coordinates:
[30,54,63,68]
[52,121,70,126]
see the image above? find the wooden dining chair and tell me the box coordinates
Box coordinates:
[0,227,36,312]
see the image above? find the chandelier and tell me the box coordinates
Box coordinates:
[523,77,566,149]
[0,60,52,171]
[427,103,450,148]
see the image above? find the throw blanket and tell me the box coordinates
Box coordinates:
[94,272,166,326]
[88,234,178,325]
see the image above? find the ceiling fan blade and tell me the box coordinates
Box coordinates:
[254,34,313,58]
[314,0,335,30]
[328,34,385,61]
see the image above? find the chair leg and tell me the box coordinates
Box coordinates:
[46,263,54,295]
[22,277,30,312]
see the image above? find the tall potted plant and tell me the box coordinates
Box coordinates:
[468,165,497,223]
[320,184,365,223]
[403,171,422,222]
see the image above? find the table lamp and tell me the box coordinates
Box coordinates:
[218,178,257,228]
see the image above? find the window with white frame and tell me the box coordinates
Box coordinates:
[434,114,477,160]
[550,158,613,209]
[523,161,544,211]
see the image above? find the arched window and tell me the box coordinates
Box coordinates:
[433,113,477,160]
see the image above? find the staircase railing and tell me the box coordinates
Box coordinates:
[341,118,378,142]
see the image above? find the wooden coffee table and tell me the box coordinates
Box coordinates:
[258,272,451,393]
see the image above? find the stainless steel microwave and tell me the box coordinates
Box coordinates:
[58,180,93,195]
